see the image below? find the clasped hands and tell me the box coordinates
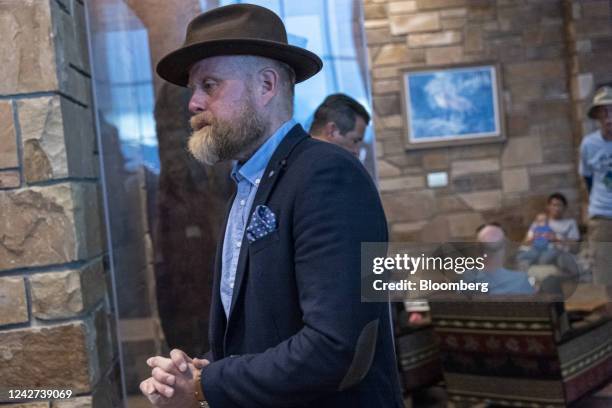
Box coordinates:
[140,349,210,407]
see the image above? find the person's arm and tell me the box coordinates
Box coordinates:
[522,224,535,245]
[579,141,593,194]
[199,151,388,407]
[584,176,593,194]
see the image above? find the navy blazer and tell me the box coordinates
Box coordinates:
[200,124,404,408]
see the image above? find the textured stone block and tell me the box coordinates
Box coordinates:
[441,8,467,17]
[379,175,425,192]
[441,17,466,29]
[422,151,449,170]
[464,26,483,52]
[0,323,91,392]
[505,60,566,82]
[0,183,102,271]
[49,0,91,106]
[364,19,388,30]
[451,158,500,177]
[390,12,441,35]
[18,96,96,183]
[386,152,423,168]
[417,0,467,9]
[374,44,412,65]
[450,144,502,160]
[50,0,89,74]
[0,171,20,189]
[374,94,401,116]
[377,160,402,178]
[381,190,436,222]
[426,45,463,64]
[452,172,501,192]
[0,277,28,326]
[19,97,65,182]
[408,30,462,47]
[366,27,393,45]
[0,101,18,169]
[364,3,387,19]
[530,172,577,192]
[419,215,451,242]
[502,168,530,193]
[437,195,469,212]
[379,114,404,130]
[390,220,427,241]
[372,79,401,94]
[448,212,484,238]
[30,261,106,320]
[501,136,543,167]
[388,1,417,14]
[0,0,58,94]
[459,190,502,211]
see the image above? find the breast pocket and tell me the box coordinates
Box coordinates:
[248,230,280,255]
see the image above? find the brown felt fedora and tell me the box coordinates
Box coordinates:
[156,4,323,87]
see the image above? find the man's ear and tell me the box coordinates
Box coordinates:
[256,67,279,107]
[323,121,340,140]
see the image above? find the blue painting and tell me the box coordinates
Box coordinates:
[403,65,502,145]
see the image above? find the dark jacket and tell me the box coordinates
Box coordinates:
[201,124,404,408]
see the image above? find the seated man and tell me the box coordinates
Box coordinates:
[463,223,535,295]
[517,192,580,275]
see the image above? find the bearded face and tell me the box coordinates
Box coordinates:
[188,91,267,165]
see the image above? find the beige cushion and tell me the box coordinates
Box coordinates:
[528,264,561,282]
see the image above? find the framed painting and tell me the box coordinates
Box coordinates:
[400,64,505,150]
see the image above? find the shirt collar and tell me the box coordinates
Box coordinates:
[231,119,297,185]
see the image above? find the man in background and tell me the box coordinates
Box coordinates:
[463,223,535,295]
[309,93,370,158]
[580,84,612,299]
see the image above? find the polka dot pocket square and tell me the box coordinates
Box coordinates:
[246,205,277,243]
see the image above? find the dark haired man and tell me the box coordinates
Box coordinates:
[517,192,580,274]
[309,93,370,157]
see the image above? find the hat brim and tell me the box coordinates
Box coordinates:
[156,39,323,87]
[588,100,612,119]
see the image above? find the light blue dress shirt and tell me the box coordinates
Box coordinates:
[220,119,297,317]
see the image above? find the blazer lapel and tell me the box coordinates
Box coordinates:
[225,124,309,327]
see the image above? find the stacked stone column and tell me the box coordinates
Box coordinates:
[0,1,119,406]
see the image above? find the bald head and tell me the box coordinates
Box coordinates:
[477,225,506,269]
[477,225,505,245]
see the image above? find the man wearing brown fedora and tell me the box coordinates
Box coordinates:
[579,84,612,298]
[140,4,403,408]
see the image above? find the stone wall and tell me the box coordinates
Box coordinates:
[364,0,610,242]
[0,1,120,406]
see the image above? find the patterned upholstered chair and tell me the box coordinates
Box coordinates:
[429,300,612,407]
[394,304,443,394]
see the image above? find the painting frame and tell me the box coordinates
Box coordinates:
[400,63,506,150]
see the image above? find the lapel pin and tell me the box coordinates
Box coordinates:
[268,170,275,178]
